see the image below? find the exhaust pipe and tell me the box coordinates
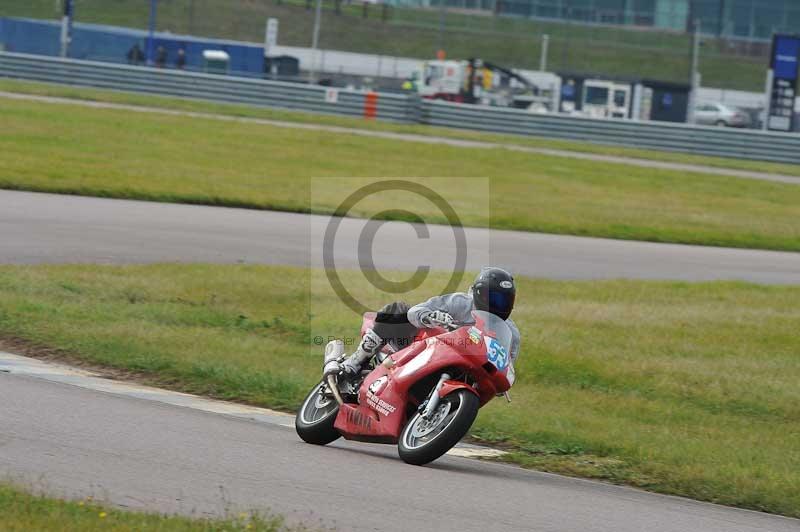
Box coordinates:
[327,374,344,406]
[323,340,345,405]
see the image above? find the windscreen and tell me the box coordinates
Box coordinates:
[472,310,513,371]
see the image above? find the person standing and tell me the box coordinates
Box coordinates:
[155,45,168,68]
[126,43,145,66]
[175,47,187,70]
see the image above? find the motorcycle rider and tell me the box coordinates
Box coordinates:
[324,267,520,379]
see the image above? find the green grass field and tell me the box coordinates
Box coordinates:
[5,77,800,179]
[4,78,799,179]
[0,483,301,531]
[0,0,766,90]
[2,91,800,251]
[0,264,798,517]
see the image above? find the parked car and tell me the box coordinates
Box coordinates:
[694,102,751,128]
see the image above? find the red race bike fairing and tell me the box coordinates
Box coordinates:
[333,310,514,444]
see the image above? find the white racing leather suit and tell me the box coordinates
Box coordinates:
[408,292,521,363]
[330,292,521,377]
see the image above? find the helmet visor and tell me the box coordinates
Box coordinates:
[488,290,515,317]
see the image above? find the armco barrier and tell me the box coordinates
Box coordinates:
[0,52,416,123]
[420,100,800,165]
[2,51,800,164]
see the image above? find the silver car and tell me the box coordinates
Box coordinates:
[694,102,751,128]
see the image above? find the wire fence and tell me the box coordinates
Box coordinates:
[0,0,784,91]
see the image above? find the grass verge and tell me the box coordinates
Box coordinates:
[0,264,798,517]
[0,483,304,531]
[1,88,800,251]
[2,78,799,179]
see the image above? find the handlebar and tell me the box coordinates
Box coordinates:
[429,319,462,332]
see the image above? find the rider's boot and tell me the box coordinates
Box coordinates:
[340,328,383,376]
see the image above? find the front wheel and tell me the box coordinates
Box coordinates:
[295,382,341,445]
[398,389,480,465]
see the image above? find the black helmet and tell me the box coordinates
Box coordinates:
[470,267,516,320]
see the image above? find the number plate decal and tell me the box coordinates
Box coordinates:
[484,336,509,371]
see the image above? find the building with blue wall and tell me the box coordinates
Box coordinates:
[0,17,265,76]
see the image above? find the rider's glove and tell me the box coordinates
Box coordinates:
[422,310,454,329]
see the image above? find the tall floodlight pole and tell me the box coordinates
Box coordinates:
[59,0,74,57]
[687,19,701,124]
[188,0,195,35]
[147,0,158,66]
[540,34,550,71]
[438,0,446,55]
[309,0,323,83]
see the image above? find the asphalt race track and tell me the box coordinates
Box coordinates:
[2,369,797,532]
[1,190,799,283]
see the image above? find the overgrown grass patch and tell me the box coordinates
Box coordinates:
[0,264,798,516]
[2,94,800,251]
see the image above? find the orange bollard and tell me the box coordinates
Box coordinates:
[364,92,378,120]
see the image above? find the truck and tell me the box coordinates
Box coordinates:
[407,58,556,111]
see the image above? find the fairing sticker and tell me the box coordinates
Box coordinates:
[485,335,509,371]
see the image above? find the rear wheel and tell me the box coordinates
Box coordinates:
[398,389,479,465]
[295,382,340,445]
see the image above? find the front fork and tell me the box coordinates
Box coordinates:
[420,373,451,420]
[418,372,511,415]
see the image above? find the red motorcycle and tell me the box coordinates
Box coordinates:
[295,310,515,465]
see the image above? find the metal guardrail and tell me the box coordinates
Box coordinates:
[420,101,800,165]
[0,52,416,123]
[2,52,800,165]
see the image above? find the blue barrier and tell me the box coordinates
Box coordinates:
[0,17,265,76]
[149,37,265,75]
[0,17,61,56]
